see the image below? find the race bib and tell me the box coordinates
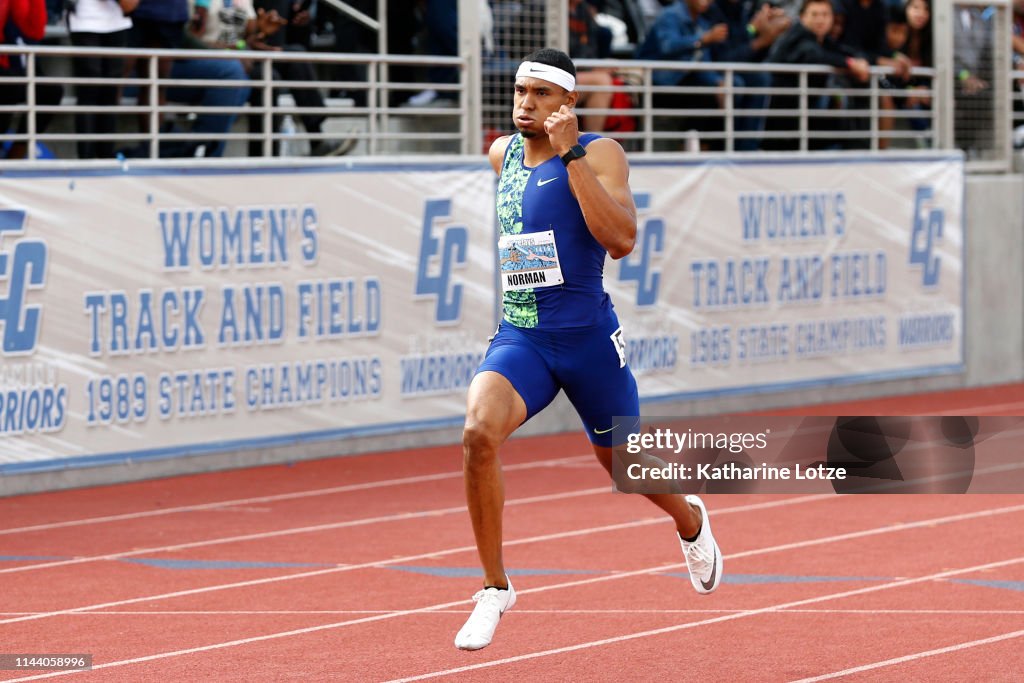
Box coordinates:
[498,230,565,292]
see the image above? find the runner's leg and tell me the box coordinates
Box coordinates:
[462,370,527,587]
[592,445,701,538]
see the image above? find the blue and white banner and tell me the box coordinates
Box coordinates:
[0,155,963,469]
[0,164,497,468]
[610,156,964,400]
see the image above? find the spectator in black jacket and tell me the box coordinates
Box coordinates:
[832,0,910,146]
[763,0,869,149]
[833,0,911,77]
[249,0,355,156]
[706,0,789,149]
[67,0,138,158]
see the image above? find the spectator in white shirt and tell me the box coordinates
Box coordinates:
[67,0,138,158]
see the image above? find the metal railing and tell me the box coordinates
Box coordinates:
[0,45,975,161]
[1014,69,1024,149]
[0,45,469,159]
[572,58,937,154]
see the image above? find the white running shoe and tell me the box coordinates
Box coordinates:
[679,495,723,594]
[454,577,516,650]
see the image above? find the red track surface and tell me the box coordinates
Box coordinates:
[1,383,1023,681]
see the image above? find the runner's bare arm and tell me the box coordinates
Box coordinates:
[489,136,513,174]
[545,106,636,259]
[569,138,637,259]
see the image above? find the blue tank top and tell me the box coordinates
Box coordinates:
[495,133,614,330]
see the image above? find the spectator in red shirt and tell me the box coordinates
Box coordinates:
[0,0,63,158]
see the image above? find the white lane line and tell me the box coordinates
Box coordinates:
[0,484,608,576]
[789,628,1024,682]
[3,608,1024,617]
[387,553,1024,683]
[0,495,829,626]
[5,498,1023,680]
[722,501,1024,562]
[0,454,594,536]
[508,501,1024,606]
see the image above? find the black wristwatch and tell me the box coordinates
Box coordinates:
[561,144,587,167]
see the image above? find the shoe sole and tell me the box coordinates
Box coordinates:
[684,495,723,594]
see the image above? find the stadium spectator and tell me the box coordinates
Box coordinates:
[901,0,932,67]
[832,0,910,147]
[569,0,618,133]
[571,0,613,59]
[1015,0,1024,63]
[763,0,869,150]
[833,0,892,66]
[314,0,386,107]
[402,0,457,107]
[274,0,314,45]
[709,0,790,62]
[67,0,137,159]
[121,0,190,155]
[123,0,253,158]
[757,0,803,22]
[953,5,994,156]
[885,0,908,53]
[181,0,285,157]
[246,0,356,156]
[1012,0,1023,136]
[0,0,63,159]
[123,0,253,157]
[590,0,648,50]
[638,0,675,26]
[706,0,791,149]
[125,0,188,81]
[390,0,496,109]
[878,0,932,148]
[635,0,730,149]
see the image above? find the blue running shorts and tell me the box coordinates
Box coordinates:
[476,317,640,447]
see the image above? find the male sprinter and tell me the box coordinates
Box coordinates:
[454,48,723,651]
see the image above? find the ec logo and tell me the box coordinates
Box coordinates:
[415,199,468,324]
[909,186,944,287]
[0,210,46,355]
[618,192,664,307]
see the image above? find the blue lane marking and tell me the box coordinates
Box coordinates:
[951,579,1024,593]
[384,566,611,578]
[120,558,334,570]
[0,555,331,570]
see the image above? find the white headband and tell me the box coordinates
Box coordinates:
[515,61,576,92]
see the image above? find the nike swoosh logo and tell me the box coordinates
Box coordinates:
[701,546,719,591]
[537,178,557,187]
[593,425,618,435]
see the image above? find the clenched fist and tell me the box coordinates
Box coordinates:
[544,105,579,156]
